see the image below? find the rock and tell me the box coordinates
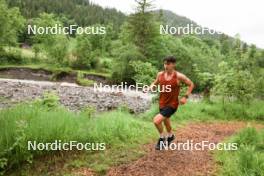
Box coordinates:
[0,79,152,114]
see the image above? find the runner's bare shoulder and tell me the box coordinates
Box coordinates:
[157,71,163,76]
[175,72,187,82]
[156,71,163,83]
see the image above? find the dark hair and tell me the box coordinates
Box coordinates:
[163,56,176,63]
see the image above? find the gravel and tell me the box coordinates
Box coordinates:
[0,78,153,113]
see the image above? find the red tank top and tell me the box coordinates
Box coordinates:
[158,71,180,109]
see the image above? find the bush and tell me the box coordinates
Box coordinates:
[213,61,256,104]
[0,48,25,64]
[130,60,158,85]
[31,13,69,66]
[70,35,93,69]
[111,44,145,84]
[76,71,94,86]
[216,128,264,176]
[41,91,60,110]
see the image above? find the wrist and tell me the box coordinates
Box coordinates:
[183,94,189,99]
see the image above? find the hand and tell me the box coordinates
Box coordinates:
[179,97,187,105]
[142,87,149,93]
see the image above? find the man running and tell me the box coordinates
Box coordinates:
[147,56,194,150]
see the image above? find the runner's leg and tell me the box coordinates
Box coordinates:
[164,117,175,145]
[153,114,165,136]
[163,118,172,134]
[153,113,166,150]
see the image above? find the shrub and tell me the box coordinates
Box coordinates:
[71,35,93,69]
[216,128,264,176]
[111,44,145,84]
[130,60,158,85]
[0,48,25,64]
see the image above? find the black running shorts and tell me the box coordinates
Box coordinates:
[159,106,177,118]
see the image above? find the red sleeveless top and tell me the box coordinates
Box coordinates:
[158,71,180,109]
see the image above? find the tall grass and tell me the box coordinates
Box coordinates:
[216,127,264,176]
[175,99,264,121]
[140,99,264,122]
[0,100,154,173]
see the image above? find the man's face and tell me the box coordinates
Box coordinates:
[164,61,175,71]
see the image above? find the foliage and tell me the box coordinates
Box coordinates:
[0,48,25,64]
[122,0,161,59]
[216,128,264,176]
[1,0,263,100]
[40,91,60,110]
[213,61,256,103]
[76,71,94,86]
[130,60,157,85]
[71,35,93,69]
[173,99,264,121]
[31,13,69,65]
[88,24,113,53]
[6,0,126,34]
[111,44,145,84]
[0,101,154,173]
[0,0,25,50]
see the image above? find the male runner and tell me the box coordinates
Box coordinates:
[148,56,194,150]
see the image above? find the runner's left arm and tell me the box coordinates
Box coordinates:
[177,72,194,103]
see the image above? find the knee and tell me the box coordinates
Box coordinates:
[153,119,159,125]
[153,116,162,125]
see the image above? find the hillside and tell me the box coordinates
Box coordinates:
[158,10,227,40]
[6,0,231,42]
[6,0,126,28]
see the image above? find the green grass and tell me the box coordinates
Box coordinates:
[175,99,264,121]
[3,47,48,63]
[0,100,155,175]
[1,46,112,79]
[16,48,35,59]
[0,64,111,79]
[0,64,72,73]
[1,94,263,175]
[215,127,264,176]
[0,64,111,88]
[140,99,264,122]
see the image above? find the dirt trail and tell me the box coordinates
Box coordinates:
[106,121,262,176]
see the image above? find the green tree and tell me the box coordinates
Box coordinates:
[130,60,157,85]
[71,34,93,69]
[0,0,25,50]
[213,61,256,105]
[122,0,160,59]
[220,34,231,57]
[232,34,242,59]
[31,13,69,65]
[194,64,214,101]
[111,44,145,84]
[88,24,113,54]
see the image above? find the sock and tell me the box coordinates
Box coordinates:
[167,133,173,138]
[160,133,165,138]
